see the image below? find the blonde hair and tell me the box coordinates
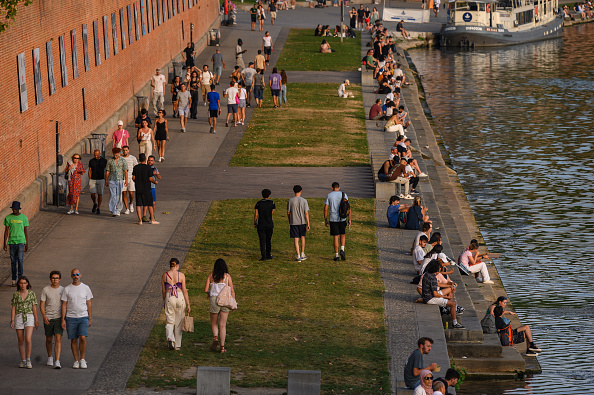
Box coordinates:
[413,197,422,206]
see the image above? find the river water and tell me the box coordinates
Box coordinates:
[408,23,594,394]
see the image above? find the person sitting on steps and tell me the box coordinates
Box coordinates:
[422,260,465,329]
[494,306,541,356]
[458,240,494,284]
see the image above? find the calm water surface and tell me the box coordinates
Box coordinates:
[409,23,594,394]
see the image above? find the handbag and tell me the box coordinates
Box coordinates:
[216,279,238,310]
[181,314,194,333]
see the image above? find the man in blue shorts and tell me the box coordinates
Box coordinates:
[207,84,221,133]
[61,268,93,369]
[324,182,351,261]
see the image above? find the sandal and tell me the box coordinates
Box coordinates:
[210,337,219,352]
[220,346,227,353]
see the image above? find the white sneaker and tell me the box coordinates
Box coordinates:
[67,209,74,215]
[418,172,428,177]
[47,357,54,366]
[399,193,405,198]
[115,212,121,216]
[54,360,61,369]
[124,209,130,215]
[483,280,495,284]
[300,254,308,261]
[404,195,414,199]
[80,359,87,369]
[19,360,26,368]
[26,360,32,369]
[130,204,134,213]
[181,128,186,133]
[158,157,162,162]
[73,360,79,369]
[295,255,302,262]
[204,102,207,106]
[74,211,79,215]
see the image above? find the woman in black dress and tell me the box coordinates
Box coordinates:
[154,110,169,162]
[189,71,200,119]
[349,7,357,29]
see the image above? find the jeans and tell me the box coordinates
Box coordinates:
[257,228,273,259]
[108,180,124,214]
[280,85,287,105]
[9,243,24,281]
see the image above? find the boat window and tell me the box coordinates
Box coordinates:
[469,2,479,10]
[455,1,470,10]
[479,3,486,10]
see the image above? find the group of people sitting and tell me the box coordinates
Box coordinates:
[315,24,356,38]
[572,2,593,19]
[376,135,426,197]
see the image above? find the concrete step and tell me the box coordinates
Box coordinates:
[447,335,503,358]
[451,346,526,373]
[396,379,414,395]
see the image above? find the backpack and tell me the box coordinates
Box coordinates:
[496,317,513,346]
[397,211,407,229]
[339,192,350,219]
[480,313,497,334]
[361,56,367,66]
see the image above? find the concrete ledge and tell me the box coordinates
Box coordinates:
[287,370,321,395]
[414,304,450,378]
[196,367,231,395]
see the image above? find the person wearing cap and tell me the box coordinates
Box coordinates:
[4,201,29,287]
[112,120,129,149]
[338,80,354,98]
[150,69,167,116]
[241,62,256,107]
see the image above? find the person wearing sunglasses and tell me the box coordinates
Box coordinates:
[414,370,434,395]
[65,154,85,215]
[61,269,93,369]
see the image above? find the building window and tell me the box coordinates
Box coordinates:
[17,53,29,112]
[134,3,140,41]
[141,0,147,35]
[127,5,134,45]
[46,41,57,95]
[83,24,90,71]
[59,35,68,87]
[112,13,119,55]
[71,29,79,79]
[120,9,127,49]
[92,20,101,66]
[33,48,43,104]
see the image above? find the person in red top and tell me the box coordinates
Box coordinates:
[369,99,383,120]
[112,120,129,148]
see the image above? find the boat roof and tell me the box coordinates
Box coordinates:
[449,0,498,3]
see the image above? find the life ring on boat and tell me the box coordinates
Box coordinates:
[534,5,538,14]
[486,4,491,12]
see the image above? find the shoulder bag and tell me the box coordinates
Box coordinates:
[216,275,238,310]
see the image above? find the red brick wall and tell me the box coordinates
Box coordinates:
[0,0,218,211]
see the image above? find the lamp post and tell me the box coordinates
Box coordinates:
[341,0,344,43]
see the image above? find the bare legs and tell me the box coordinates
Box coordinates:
[16,327,34,360]
[46,334,62,361]
[91,193,103,209]
[333,234,345,253]
[210,312,230,351]
[71,336,87,362]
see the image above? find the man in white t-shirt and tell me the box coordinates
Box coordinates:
[121,146,138,216]
[413,235,428,274]
[223,81,239,127]
[150,69,167,116]
[241,62,257,107]
[200,65,214,105]
[338,79,354,98]
[61,268,93,369]
[411,222,432,254]
[40,270,65,369]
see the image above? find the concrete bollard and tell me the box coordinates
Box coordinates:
[287,370,321,395]
[196,367,230,395]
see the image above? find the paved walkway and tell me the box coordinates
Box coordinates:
[0,8,371,394]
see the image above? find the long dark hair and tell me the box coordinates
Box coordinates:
[424,244,443,259]
[212,258,229,282]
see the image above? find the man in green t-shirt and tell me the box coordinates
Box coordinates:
[250,6,258,30]
[3,201,29,287]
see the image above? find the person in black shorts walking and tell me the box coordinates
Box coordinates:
[324,182,351,261]
[132,153,159,225]
[287,185,310,262]
[207,84,221,134]
[254,189,275,261]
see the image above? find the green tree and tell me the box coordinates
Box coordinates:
[1,0,33,33]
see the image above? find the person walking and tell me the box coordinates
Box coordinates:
[287,185,310,262]
[162,258,191,350]
[120,146,138,215]
[175,83,191,132]
[269,67,282,108]
[280,70,288,106]
[236,39,247,70]
[148,155,161,215]
[154,110,169,162]
[324,182,351,261]
[151,68,167,116]
[61,268,93,369]
[211,49,225,86]
[135,108,152,140]
[207,84,221,134]
[40,271,64,369]
[189,70,200,120]
[224,81,239,127]
[262,31,273,64]
[112,120,129,149]
[132,153,159,225]
[88,149,107,215]
[3,201,29,287]
[253,68,265,108]
[238,82,247,125]
[105,147,128,217]
[200,65,214,106]
[65,153,85,215]
[137,119,155,158]
[254,189,275,261]
[254,50,266,72]
[242,62,256,107]
[204,258,235,353]
[10,275,38,369]
[182,42,195,70]
[171,76,181,117]
[250,3,258,30]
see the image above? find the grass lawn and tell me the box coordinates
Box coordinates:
[276,28,361,71]
[230,83,368,167]
[128,198,390,394]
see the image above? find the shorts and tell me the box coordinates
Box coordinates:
[271,89,280,97]
[209,109,219,118]
[136,191,153,207]
[65,316,89,339]
[427,297,449,307]
[44,317,64,337]
[122,179,135,192]
[213,66,223,76]
[290,224,307,238]
[513,329,525,344]
[14,313,35,330]
[178,105,190,117]
[251,14,257,22]
[238,99,246,108]
[227,104,238,113]
[245,84,252,92]
[209,295,231,314]
[270,11,277,18]
[329,221,347,236]
[264,47,272,56]
[254,86,263,100]
[151,188,156,202]
[89,179,105,194]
